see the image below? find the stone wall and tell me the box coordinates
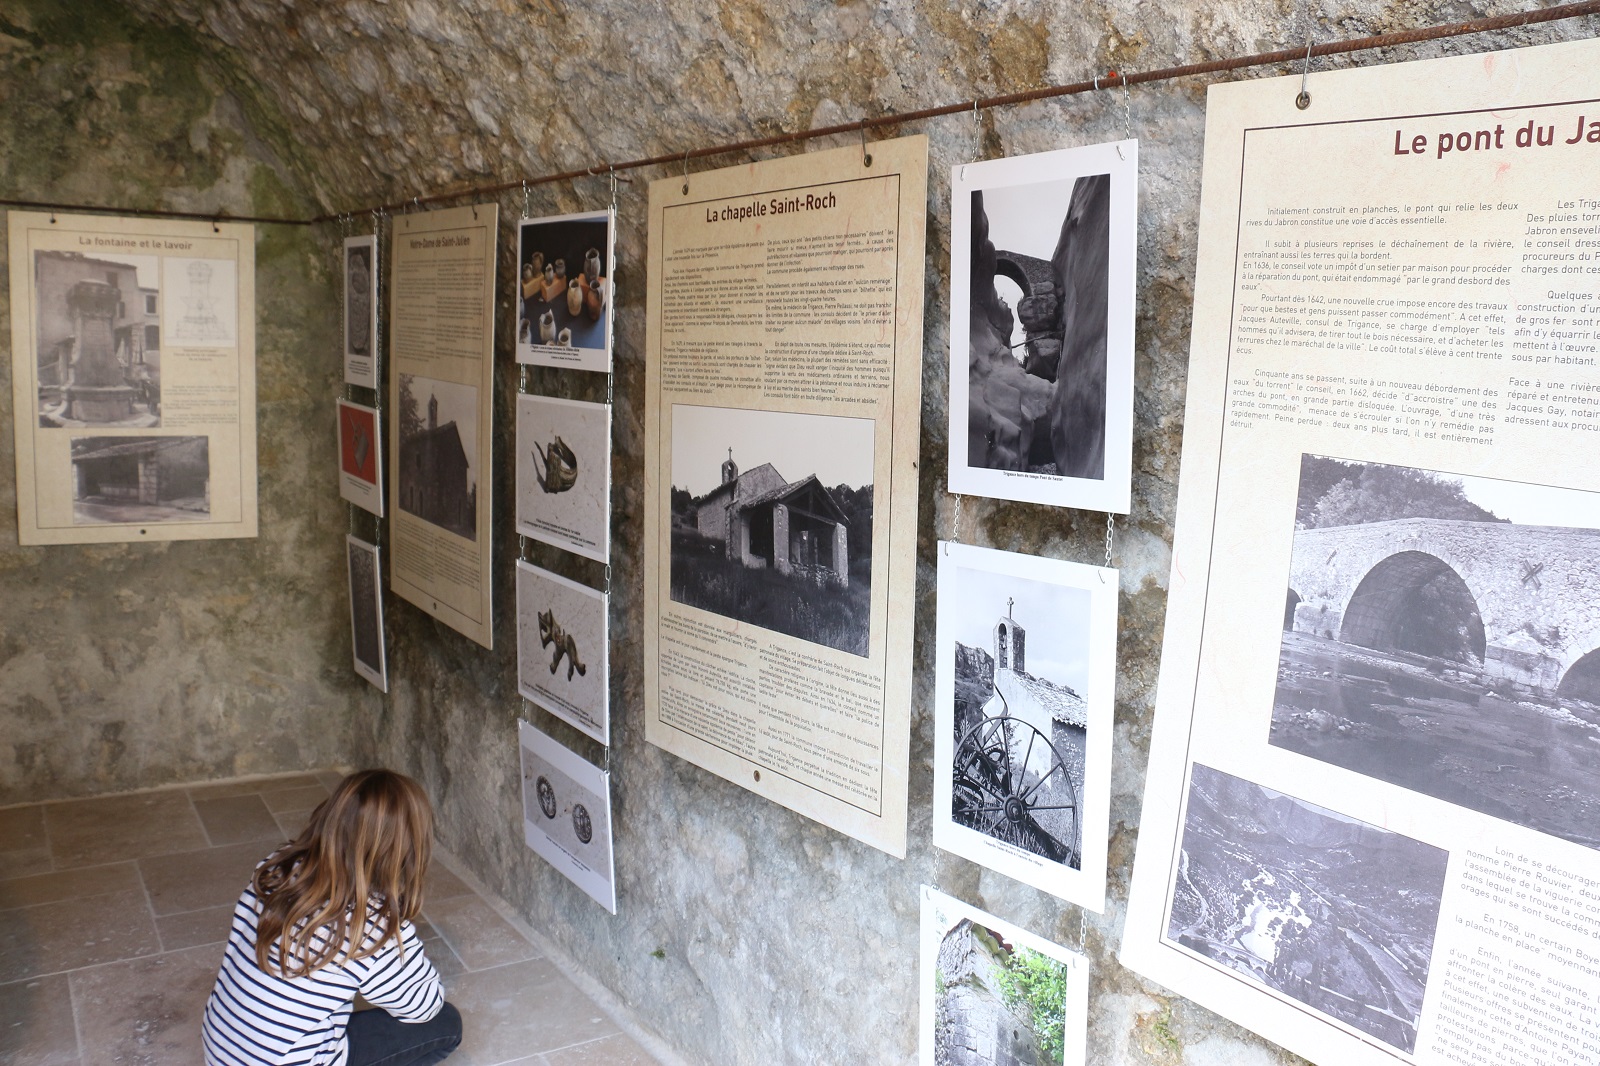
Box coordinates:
[10,1,1600,1064]
[0,0,357,801]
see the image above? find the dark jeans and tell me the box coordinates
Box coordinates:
[346,1001,463,1066]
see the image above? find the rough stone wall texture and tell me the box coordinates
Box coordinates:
[8,0,1598,1063]
[0,0,358,801]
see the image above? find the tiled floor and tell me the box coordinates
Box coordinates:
[0,771,662,1066]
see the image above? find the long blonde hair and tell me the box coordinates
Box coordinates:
[253,769,433,977]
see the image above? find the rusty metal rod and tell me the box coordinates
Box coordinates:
[316,0,1600,221]
[0,197,311,227]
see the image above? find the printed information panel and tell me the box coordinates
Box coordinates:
[644,137,928,857]
[8,211,256,544]
[1123,40,1600,1066]
[386,203,498,648]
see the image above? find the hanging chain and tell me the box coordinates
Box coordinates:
[1105,513,1115,568]
[954,494,964,545]
[1079,908,1088,953]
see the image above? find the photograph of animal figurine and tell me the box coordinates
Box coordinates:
[517,561,610,743]
[516,394,610,563]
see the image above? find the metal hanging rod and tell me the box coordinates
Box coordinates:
[310,0,1600,221]
[0,197,312,227]
[3,2,1595,228]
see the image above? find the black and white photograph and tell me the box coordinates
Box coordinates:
[669,404,875,657]
[346,535,387,692]
[1271,454,1600,851]
[343,234,378,388]
[516,394,611,563]
[517,560,609,745]
[34,250,162,428]
[396,373,478,541]
[518,719,616,913]
[920,886,1088,1066]
[70,435,209,525]
[932,542,1117,910]
[163,256,237,348]
[1166,763,1448,1054]
[947,142,1136,514]
[516,209,614,373]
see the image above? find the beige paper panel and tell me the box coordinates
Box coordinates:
[9,211,257,544]
[1125,38,1600,1066]
[386,203,499,649]
[644,136,928,857]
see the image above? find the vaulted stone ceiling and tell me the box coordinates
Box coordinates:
[104,0,1344,215]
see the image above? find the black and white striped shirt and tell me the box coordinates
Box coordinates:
[202,884,444,1066]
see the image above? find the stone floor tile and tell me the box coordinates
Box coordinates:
[0,889,160,984]
[259,785,329,813]
[422,895,538,972]
[424,861,474,903]
[44,793,207,869]
[0,863,139,911]
[273,808,314,839]
[155,906,235,952]
[0,808,52,881]
[137,841,267,916]
[192,795,284,847]
[184,773,323,803]
[0,972,79,1066]
[445,959,619,1063]
[544,1032,659,1066]
[70,944,219,1066]
[421,934,466,979]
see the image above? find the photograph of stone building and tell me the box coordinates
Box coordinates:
[397,374,477,541]
[70,435,209,525]
[669,405,873,656]
[34,250,161,428]
[1271,454,1600,850]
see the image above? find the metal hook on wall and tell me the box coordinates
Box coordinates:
[1296,2,1316,110]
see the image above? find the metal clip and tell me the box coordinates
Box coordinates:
[859,120,873,168]
[681,150,691,196]
[1296,6,1315,110]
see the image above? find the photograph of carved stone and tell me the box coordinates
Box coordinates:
[517,560,609,744]
[397,373,478,541]
[343,234,378,387]
[337,399,383,517]
[948,141,1136,514]
[34,250,163,428]
[515,209,614,373]
[346,535,387,692]
[1270,454,1600,851]
[920,886,1088,1066]
[163,256,238,347]
[669,403,875,657]
[70,435,209,525]
[933,543,1118,910]
[515,394,611,563]
[518,719,616,913]
[1166,763,1448,1054]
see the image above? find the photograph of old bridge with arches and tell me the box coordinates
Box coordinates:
[1271,454,1600,851]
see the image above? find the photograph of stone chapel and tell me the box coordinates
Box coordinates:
[397,373,478,541]
[1270,454,1600,851]
[34,250,162,428]
[669,404,874,657]
[947,567,1089,868]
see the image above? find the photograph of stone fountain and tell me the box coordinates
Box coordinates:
[1270,453,1600,850]
[33,250,162,429]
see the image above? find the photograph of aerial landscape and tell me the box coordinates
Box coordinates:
[1271,454,1600,851]
[1167,763,1448,1053]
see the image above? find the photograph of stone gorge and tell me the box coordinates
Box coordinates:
[1168,764,1448,1053]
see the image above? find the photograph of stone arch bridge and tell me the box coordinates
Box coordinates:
[1270,454,1600,851]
